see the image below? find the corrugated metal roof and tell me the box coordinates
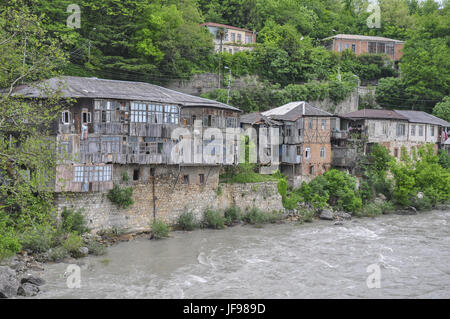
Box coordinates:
[262,101,333,121]
[323,34,404,43]
[395,110,450,127]
[240,112,282,126]
[10,76,241,112]
[342,109,408,121]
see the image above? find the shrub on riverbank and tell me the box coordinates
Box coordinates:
[177,211,198,231]
[203,209,226,229]
[243,207,283,225]
[61,208,89,234]
[151,220,170,239]
[86,240,107,256]
[63,233,84,258]
[224,206,242,225]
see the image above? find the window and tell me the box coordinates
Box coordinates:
[321,119,326,130]
[386,44,394,55]
[430,125,435,137]
[419,125,424,136]
[320,147,326,158]
[296,146,301,156]
[383,123,388,135]
[308,119,313,129]
[157,143,163,154]
[199,174,205,185]
[394,148,399,158]
[298,128,302,136]
[237,34,241,42]
[82,110,91,124]
[183,175,189,184]
[352,43,356,53]
[396,124,406,136]
[305,147,310,159]
[130,102,179,124]
[245,35,252,44]
[226,117,237,128]
[309,165,314,175]
[61,111,71,124]
[377,42,385,54]
[150,167,155,177]
[345,43,349,49]
[74,165,112,183]
[368,42,377,54]
[338,42,342,52]
[231,33,235,42]
[133,169,140,181]
[411,125,416,136]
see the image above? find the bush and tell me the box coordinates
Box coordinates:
[357,202,383,217]
[298,208,315,223]
[177,211,198,231]
[266,210,283,223]
[411,195,434,211]
[224,206,242,225]
[48,246,69,262]
[19,225,54,253]
[61,208,89,234]
[379,201,396,214]
[108,184,134,208]
[63,233,84,258]
[86,240,107,256]
[203,209,225,229]
[151,220,170,239]
[243,207,268,225]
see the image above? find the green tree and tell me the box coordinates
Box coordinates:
[433,96,450,123]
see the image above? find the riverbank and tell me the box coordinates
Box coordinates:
[2,203,450,298]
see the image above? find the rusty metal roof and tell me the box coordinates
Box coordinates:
[240,112,282,126]
[262,101,333,121]
[342,109,408,121]
[10,76,241,112]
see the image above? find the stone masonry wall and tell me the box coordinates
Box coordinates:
[55,165,283,233]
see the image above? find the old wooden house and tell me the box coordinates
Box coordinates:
[261,102,335,187]
[11,76,241,194]
[332,109,450,171]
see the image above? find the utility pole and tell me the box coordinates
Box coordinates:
[225,66,231,104]
[22,34,27,83]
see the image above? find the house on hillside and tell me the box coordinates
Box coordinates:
[332,109,450,169]
[323,34,404,62]
[261,102,336,187]
[200,22,257,54]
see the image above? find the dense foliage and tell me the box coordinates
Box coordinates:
[5,0,447,113]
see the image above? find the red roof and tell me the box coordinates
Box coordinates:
[200,22,254,33]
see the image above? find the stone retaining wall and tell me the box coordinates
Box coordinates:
[55,166,283,233]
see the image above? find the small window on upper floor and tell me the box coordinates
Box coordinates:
[61,111,71,124]
[430,125,435,137]
[183,175,189,184]
[320,147,326,158]
[308,119,313,130]
[82,110,91,124]
[199,174,205,185]
[305,147,311,159]
[321,119,326,130]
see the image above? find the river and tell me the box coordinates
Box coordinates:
[34,209,450,298]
